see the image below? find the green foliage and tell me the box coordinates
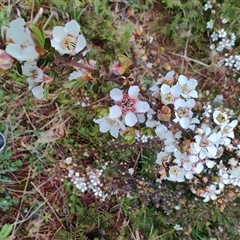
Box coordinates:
[0,224,13,240]
[159,0,207,51]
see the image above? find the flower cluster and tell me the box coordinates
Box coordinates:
[1,18,87,99]
[94,85,150,137]
[94,67,239,203]
[67,166,108,201]
[203,1,240,71]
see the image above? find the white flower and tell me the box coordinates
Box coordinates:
[65,157,72,164]
[51,20,86,55]
[160,84,181,105]
[213,110,228,126]
[177,75,198,98]
[2,18,39,62]
[220,120,238,139]
[206,19,213,29]
[149,71,175,96]
[109,86,150,127]
[128,168,134,175]
[167,166,185,182]
[201,184,221,202]
[155,151,170,165]
[22,61,44,99]
[224,56,235,67]
[210,31,218,42]
[191,124,218,159]
[174,99,195,129]
[203,1,212,11]
[218,28,227,38]
[93,116,126,138]
[174,224,183,231]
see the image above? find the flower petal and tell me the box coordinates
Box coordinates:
[65,20,80,37]
[110,88,123,101]
[31,85,44,99]
[75,35,86,53]
[135,100,149,113]
[128,85,139,98]
[109,105,122,118]
[52,26,68,42]
[124,112,137,127]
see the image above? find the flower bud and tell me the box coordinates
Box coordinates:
[0,49,12,70]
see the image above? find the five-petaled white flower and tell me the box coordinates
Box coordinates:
[51,20,86,55]
[177,75,198,98]
[109,86,150,127]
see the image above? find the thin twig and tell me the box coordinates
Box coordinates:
[169,52,210,67]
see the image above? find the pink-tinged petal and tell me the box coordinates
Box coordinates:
[178,75,187,85]
[135,100,149,113]
[110,88,123,101]
[65,20,80,37]
[0,50,12,70]
[31,85,44,99]
[75,35,86,53]
[124,112,137,127]
[128,85,139,98]
[52,26,68,42]
[109,105,122,119]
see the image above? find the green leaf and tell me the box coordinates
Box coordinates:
[63,80,79,89]
[0,223,13,239]
[31,24,45,47]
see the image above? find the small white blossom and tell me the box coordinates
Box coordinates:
[203,1,213,11]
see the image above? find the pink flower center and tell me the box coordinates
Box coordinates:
[117,94,136,114]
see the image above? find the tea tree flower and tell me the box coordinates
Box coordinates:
[109,86,150,127]
[201,184,221,202]
[203,1,212,11]
[173,98,195,129]
[206,19,213,29]
[93,116,126,138]
[22,62,44,99]
[51,20,86,55]
[177,75,198,98]
[2,18,39,62]
[160,84,181,105]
